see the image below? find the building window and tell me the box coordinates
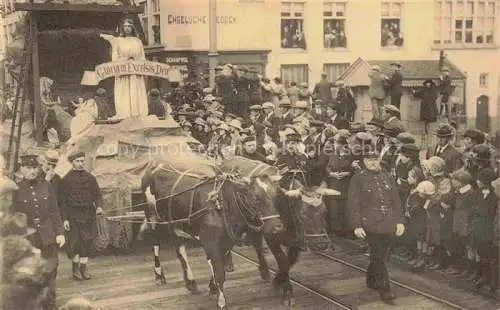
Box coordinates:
[381,1,404,47]
[323,63,350,82]
[281,2,307,49]
[152,15,161,44]
[138,0,149,44]
[151,0,159,13]
[323,2,347,48]
[479,73,489,87]
[142,17,149,44]
[434,0,496,46]
[281,64,308,87]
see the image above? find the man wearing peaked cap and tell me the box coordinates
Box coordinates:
[347,131,405,303]
[67,151,85,163]
[311,99,329,123]
[228,119,243,132]
[399,143,420,160]
[40,149,62,200]
[350,122,365,134]
[354,131,373,144]
[473,167,499,290]
[249,104,262,111]
[469,144,493,180]
[262,101,280,143]
[396,132,415,145]
[463,128,485,152]
[241,135,267,163]
[310,120,325,128]
[367,118,385,130]
[387,61,403,109]
[18,154,39,169]
[60,150,103,281]
[279,97,294,127]
[262,101,274,110]
[225,113,237,122]
[291,100,310,129]
[275,125,310,250]
[383,105,404,130]
[292,100,309,110]
[279,97,292,107]
[383,124,404,139]
[427,123,463,174]
[439,65,454,117]
[380,125,404,173]
[12,152,65,309]
[396,143,422,201]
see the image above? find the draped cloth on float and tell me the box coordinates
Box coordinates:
[101,35,148,118]
[55,116,198,250]
[219,156,279,178]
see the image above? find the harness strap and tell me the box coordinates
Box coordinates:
[305,233,329,237]
[187,189,196,224]
[247,162,268,179]
[260,214,280,221]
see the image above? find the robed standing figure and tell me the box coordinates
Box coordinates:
[100,18,148,118]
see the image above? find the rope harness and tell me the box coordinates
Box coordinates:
[105,161,282,238]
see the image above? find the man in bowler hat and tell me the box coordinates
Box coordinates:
[426,123,463,174]
[11,154,66,309]
[347,139,405,303]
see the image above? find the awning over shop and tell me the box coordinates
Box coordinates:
[337,57,467,87]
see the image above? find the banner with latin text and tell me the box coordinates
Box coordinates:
[94,61,172,82]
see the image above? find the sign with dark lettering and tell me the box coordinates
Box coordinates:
[167,15,236,25]
[93,61,171,82]
[164,0,266,50]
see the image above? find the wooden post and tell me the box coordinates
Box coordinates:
[29,12,42,145]
[208,0,218,89]
[497,74,500,132]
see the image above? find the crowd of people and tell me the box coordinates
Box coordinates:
[161,65,498,301]
[1,61,499,307]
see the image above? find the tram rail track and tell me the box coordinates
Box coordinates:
[232,246,484,310]
[232,250,352,310]
[314,250,469,310]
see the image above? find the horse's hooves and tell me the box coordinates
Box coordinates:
[186,280,200,294]
[209,287,218,297]
[154,271,167,285]
[260,269,271,282]
[283,297,296,307]
[272,278,283,290]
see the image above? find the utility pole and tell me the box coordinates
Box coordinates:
[208,0,218,89]
[497,74,500,132]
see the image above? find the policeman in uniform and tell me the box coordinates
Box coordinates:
[276,131,310,251]
[11,154,66,310]
[347,139,405,303]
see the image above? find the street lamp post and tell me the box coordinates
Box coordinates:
[208,0,218,89]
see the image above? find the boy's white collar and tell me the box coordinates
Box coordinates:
[458,184,472,194]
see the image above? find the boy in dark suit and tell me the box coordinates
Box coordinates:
[426,124,463,174]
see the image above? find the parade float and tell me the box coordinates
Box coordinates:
[4,0,190,252]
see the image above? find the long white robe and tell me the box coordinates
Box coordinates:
[101,35,148,118]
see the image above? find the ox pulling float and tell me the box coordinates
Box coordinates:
[139,155,339,309]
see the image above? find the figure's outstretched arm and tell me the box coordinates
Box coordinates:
[100,33,115,43]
